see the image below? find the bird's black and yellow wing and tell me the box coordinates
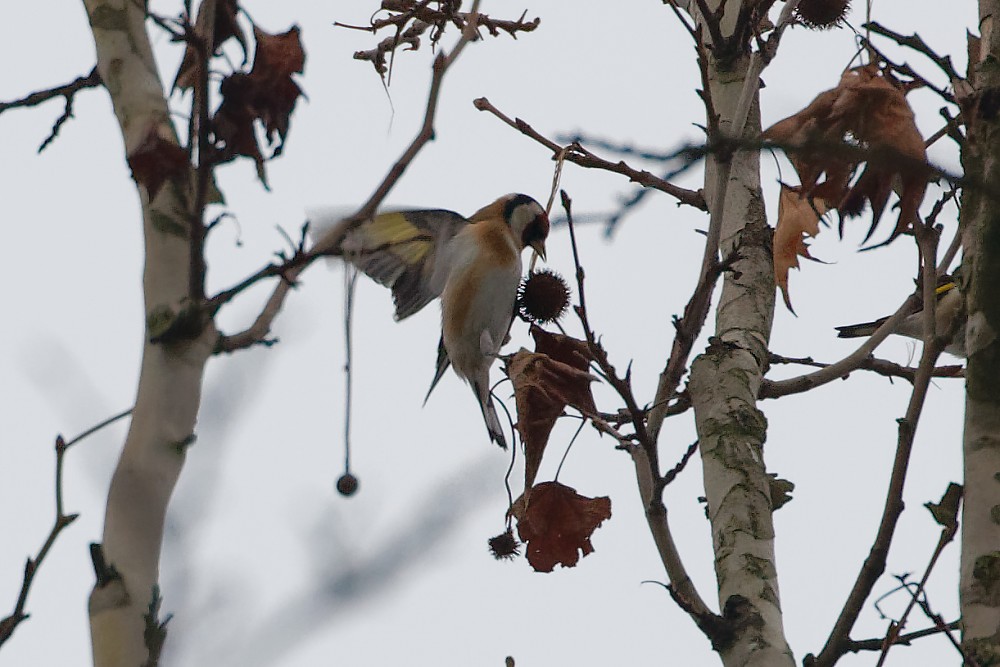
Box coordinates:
[340,208,470,320]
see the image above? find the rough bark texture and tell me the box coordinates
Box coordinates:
[960,4,1000,663]
[688,5,792,665]
[83,2,215,665]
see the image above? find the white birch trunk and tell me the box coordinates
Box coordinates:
[960,3,1000,661]
[82,2,215,665]
[688,2,793,664]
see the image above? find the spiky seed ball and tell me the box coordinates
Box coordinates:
[794,0,851,29]
[517,269,571,324]
[336,472,359,496]
[488,528,521,560]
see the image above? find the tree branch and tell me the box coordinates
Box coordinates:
[810,230,945,667]
[562,191,716,634]
[473,97,707,211]
[863,22,965,86]
[0,67,101,151]
[219,3,485,351]
[0,407,132,648]
[844,621,961,654]
[876,486,962,666]
[765,352,964,388]
[759,296,921,399]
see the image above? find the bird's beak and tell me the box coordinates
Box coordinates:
[530,239,547,262]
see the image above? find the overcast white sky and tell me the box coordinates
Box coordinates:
[0,1,978,666]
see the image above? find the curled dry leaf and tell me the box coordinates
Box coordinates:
[511,481,612,573]
[764,64,927,247]
[529,325,593,371]
[774,184,826,312]
[212,25,306,186]
[126,123,190,200]
[504,346,597,494]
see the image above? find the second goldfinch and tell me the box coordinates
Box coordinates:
[339,193,550,448]
[834,275,966,357]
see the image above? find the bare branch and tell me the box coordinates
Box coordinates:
[190,1,217,303]
[0,407,132,647]
[473,97,707,211]
[659,439,700,489]
[0,67,101,151]
[810,230,946,667]
[766,352,964,388]
[343,1,538,79]
[860,36,955,105]
[759,296,921,399]
[876,485,963,666]
[844,621,960,654]
[863,22,965,87]
[562,191,715,632]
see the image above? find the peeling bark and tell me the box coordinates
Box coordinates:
[82,2,215,665]
[688,3,792,664]
[960,3,1000,662]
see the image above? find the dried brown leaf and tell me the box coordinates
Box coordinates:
[211,25,306,186]
[833,68,927,245]
[126,123,190,199]
[774,184,826,312]
[766,64,927,247]
[512,481,612,573]
[529,325,593,372]
[504,349,597,493]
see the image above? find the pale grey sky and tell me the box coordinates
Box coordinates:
[0,1,976,665]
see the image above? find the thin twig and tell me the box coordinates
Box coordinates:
[765,352,963,387]
[859,36,954,104]
[811,229,945,667]
[763,206,964,401]
[0,407,132,647]
[844,621,960,653]
[863,22,965,86]
[760,296,920,399]
[729,0,802,142]
[911,591,977,665]
[473,97,706,211]
[563,190,716,630]
[658,440,700,491]
[342,266,359,474]
[876,498,962,666]
[191,1,216,303]
[0,67,102,152]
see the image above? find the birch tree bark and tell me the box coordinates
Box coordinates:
[688,2,793,664]
[82,2,215,665]
[960,2,1000,662]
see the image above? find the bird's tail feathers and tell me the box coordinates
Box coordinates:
[835,316,890,339]
[423,337,451,406]
[472,379,507,449]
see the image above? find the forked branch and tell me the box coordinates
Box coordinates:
[0,67,101,151]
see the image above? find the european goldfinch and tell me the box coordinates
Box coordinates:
[834,275,966,357]
[338,193,550,448]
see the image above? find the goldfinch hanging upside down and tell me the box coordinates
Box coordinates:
[338,193,550,448]
[834,275,966,357]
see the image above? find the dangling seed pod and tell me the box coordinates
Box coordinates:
[795,0,851,29]
[488,528,521,560]
[517,269,571,324]
[336,472,359,496]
